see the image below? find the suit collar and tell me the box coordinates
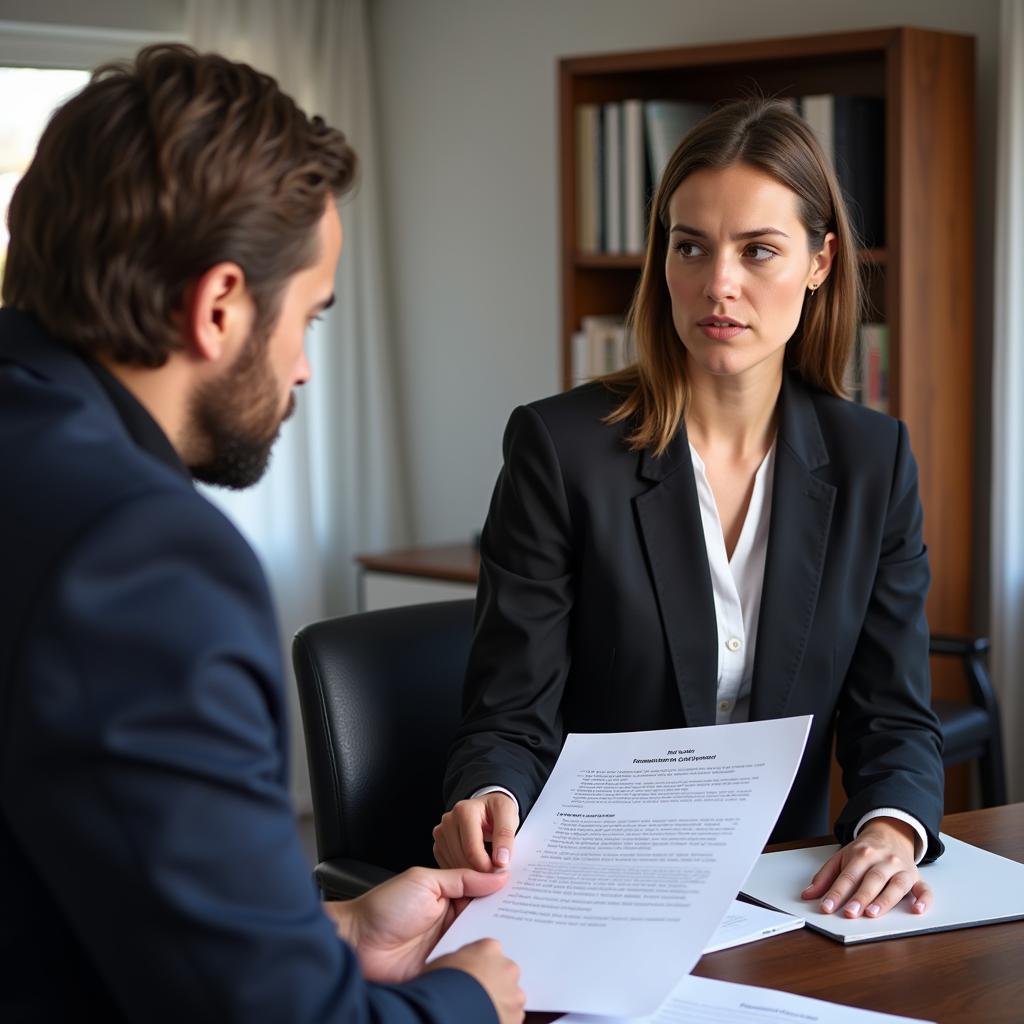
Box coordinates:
[0,308,189,480]
[637,422,689,483]
[777,369,829,472]
[750,373,835,719]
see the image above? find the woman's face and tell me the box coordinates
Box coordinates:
[665,162,835,384]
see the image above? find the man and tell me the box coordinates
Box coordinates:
[0,44,523,1023]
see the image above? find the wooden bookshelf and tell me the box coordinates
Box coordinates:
[558,28,976,811]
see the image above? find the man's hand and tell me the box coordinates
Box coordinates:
[428,939,526,1024]
[433,793,520,870]
[324,866,507,983]
[801,817,931,919]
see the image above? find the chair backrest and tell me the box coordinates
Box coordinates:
[292,600,475,874]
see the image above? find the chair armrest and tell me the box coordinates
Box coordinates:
[930,633,990,657]
[929,634,1000,721]
[315,858,396,900]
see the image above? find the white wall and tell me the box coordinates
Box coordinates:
[370,0,999,590]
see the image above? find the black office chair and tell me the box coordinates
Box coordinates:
[930,633,1007,807]
[292,599,475,899]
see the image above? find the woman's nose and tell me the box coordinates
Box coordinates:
[702,257,739,303]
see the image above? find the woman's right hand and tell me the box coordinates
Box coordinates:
[433,792,520,871]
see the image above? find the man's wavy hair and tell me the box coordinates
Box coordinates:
[3,44,357,366]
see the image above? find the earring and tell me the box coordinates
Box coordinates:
[808,282,819,294]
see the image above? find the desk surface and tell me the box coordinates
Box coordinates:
[530,803,1024,1024]
[355,542,479,583]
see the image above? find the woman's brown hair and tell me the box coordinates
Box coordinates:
[3,44,357,367]
[604,97,862,455]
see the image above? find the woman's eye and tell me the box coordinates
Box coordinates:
[745,244,777,262]
[673,240,702,258]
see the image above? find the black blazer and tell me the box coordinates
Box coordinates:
[0,310,494,1024]
[444,372,944,859]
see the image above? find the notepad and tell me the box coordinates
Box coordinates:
[741,833,1024,943]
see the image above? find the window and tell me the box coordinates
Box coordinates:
[0,66,90,291]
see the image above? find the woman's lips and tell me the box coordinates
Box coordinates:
[698,320,746,341]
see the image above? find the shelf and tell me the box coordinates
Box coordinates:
[575,252,644,270]
[858,247,887,266]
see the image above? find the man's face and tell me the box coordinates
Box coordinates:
[189,202,342,489]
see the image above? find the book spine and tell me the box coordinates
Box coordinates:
[801,94,834,168]
[622,99,645,255]
[570,329,588,387]
[859,323,890,413]
[581,315,627,377]
[603,102,622,253]
[575,104,598,252]
[594,105,605,251]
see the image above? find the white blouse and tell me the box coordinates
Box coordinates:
[688,440,775,726]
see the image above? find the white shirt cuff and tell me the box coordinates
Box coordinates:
[470,785,520,817]
[854,807,928,864]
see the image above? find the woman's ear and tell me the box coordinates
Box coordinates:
[810,231,838,288]
[183,262,253,364]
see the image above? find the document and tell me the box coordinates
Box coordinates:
[703,900,803,953]
[430,716,812,1015]
[742,833,1024,943]
[559,973,935,1024]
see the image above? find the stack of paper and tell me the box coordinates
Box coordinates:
[559,974,935,1024]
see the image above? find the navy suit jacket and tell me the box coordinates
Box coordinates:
[444,375,944,858]
[0,309,495,1024]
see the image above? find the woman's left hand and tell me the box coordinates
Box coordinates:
[801,817,931,919]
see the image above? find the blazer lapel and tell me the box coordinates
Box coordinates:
[634,427,719,727]
[750,373,836,720]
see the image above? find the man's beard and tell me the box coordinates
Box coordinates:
[187,326,293,490]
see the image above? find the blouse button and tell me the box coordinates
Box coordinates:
[726,637,742,652]
[719,699,732,712]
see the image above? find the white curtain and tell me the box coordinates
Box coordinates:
[991,0,1024,803]
[186,0,411,812]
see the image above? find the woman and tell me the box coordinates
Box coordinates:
[434,98,944,921]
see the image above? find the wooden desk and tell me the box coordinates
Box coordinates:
[530,804,1023,1023]
[355,542,478,610]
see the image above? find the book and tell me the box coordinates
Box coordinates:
[622,98,646,254]
[800,94,834,167]
[643,100,710,185]
[575,104,600,252]
[741,832,1024,944]
[859,322,889,412]
[570,329,589,388]
[603,102,623,253]
[581,314,627,377]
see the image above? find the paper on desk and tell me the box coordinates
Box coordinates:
[741,833,1024,943]
[559,973,936,1024]
[703,899,803,953]
[430,716,812,1015]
